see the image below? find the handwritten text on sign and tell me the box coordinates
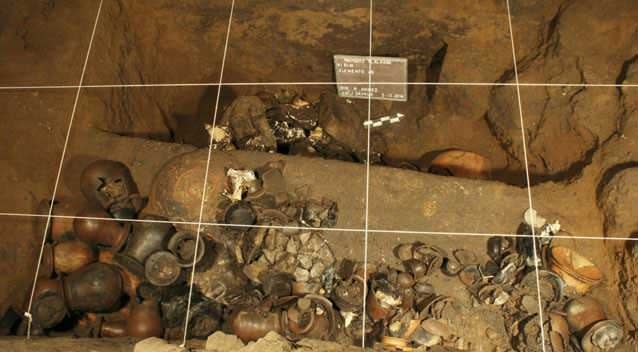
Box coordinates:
[334,55,407,101]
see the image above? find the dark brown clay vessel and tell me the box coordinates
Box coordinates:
[231,310,282,343]
[63,262,123,313]
[32,280,67,329]
[51,239,97,274]
[32,292,68,329]
[565,297,607,335]
[114,215,174,277]
[127,299,163,338]
[80,160,141,219]
[73,207,130,252]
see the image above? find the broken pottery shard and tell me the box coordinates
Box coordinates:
[375,289,402,308]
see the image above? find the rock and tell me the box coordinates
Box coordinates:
[599,168,638,236]
[240,331,291,352]
[295,338,361,352]
[310,261,326,279]
[134,337,186,352]
[206,331,245,351]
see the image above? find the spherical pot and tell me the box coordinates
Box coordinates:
[63,262,123,313]
[100,320,127,338]
[73,207,131,252]
[230,310,282,343]
[565,297,607,335]
[80,160,139,210]
[127,300,163,338]
[37,197,80,242]
[167,231,205,267]
[32,292,68,329]
[144,251,182,287]
[549,246,602,294]
[52,239,97,274]
[114,215,174,276]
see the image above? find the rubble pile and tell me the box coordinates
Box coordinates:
[210,91,376,164]
[21,159,627,351]
[208,90,495,180]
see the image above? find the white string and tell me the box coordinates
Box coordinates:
[2,211,635,241]
[2,81,638,90]
[360,0,374,348]
[180,0,236,347]
[23,0,104,339]
[505,1,548,351]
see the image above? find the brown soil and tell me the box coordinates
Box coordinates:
[1,0,638,351]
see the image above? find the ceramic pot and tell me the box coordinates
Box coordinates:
[127,299,163,338]
[73,207,130,252]
[63,262,122,312]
